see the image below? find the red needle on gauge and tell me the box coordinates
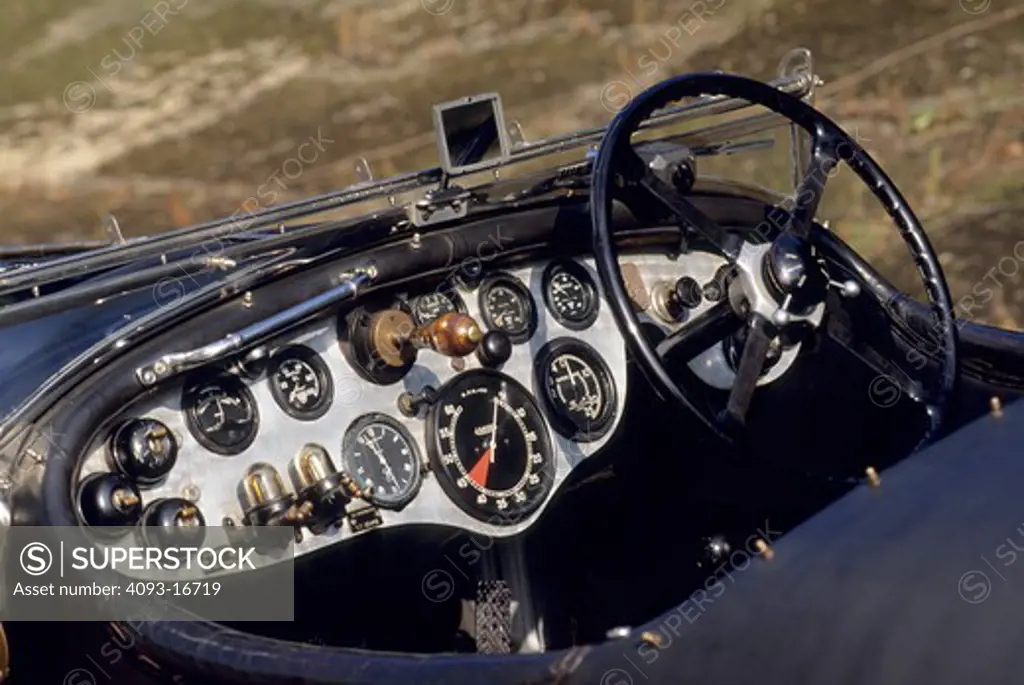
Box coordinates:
[469,398,499,488]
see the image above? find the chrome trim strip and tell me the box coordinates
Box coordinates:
[134,267,376,387]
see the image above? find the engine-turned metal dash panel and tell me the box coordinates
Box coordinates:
[77,251,803,558]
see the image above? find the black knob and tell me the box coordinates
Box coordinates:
[110,418,178,486]
[140,498,205,547]
[78,472,143,529]
[476,330,512,368]
[674,277,703,309]
[702,265,733,303]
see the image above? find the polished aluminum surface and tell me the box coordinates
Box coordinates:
[80,252,805,555]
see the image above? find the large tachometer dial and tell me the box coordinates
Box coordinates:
[428,370,554,523]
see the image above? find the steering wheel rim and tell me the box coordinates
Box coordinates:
[590,72,958,447]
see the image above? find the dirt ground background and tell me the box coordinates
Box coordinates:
[1,0,1022,328]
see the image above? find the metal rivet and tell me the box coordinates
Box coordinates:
[865,466,881,488]
[990,396,1003,418]
[755,539,774,560]
[242,291,254,308]
[181,484,201,503]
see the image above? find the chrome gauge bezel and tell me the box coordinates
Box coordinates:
[541,259,600,331]
[267,345,334,421]
[477,273,538,344]
[341,412,423,510]
[533,338,617,442]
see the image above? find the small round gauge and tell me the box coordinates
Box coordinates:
[342,413,422,509]
[542,260,599,330]
[268,345,334,420]
[409,289,465,326]
[478,274,537,344]
[182,373,259,455]
[427,370,554,523]
[534,338,617,442]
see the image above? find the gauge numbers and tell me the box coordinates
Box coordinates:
[268,345,333,420]
[428,370,553,523]
[182,373,259,455]
[542,260,599,330]
[535,339,616,442]
[409,290,464,326]
[342,413,422,509]
[478,274,537,344]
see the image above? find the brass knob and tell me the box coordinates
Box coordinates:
[412,312,482,357]
[369,309,483,366]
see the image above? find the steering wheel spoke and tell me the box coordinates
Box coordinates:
[781,129,841,239]
[591,72,957,448]
[619,148,735,260]
[719,314,775,429]
[655,300,742,362]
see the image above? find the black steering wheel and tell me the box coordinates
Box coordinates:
[590,73,958,446]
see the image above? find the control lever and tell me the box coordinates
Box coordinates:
[370,310,483,367]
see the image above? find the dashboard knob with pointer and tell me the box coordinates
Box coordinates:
[427,370,554,523]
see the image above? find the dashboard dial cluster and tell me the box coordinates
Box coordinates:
[80,257,629,553]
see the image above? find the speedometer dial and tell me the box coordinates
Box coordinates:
[427,370,554,523]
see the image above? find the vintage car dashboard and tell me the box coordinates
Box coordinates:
[74,249,808,558]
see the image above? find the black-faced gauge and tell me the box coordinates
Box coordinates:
[427,370,554,523]
[268,345,334,420]
[542,260,599,330]
[478,273,537,344]
[342,413,422,510]
[534,338,617,442]
[409,289,465,326]
[182,373,259,455]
